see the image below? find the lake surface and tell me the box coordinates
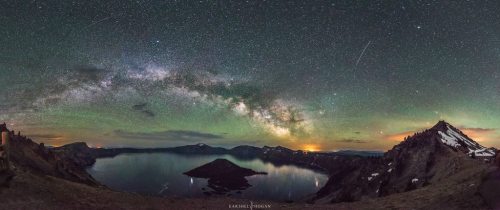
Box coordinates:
[87,152,328,201]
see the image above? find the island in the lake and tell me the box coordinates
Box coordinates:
[0,121,500,209]
[184,158,267,194]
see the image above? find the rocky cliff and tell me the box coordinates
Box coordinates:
[1,123,98,186]
[311,121,497,204]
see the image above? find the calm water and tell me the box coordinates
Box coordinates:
[87,152,328,201]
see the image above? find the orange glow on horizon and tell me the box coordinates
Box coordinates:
[302,144,320,152]
[385,131,416,141]
[90,143,103,148]
[460,128,495,142]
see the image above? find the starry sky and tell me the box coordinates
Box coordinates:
[1,0,499,151]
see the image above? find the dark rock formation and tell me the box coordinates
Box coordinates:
[185,158,266,178]
[496,152,500,168]
[478,168,500,209]
[52,142,97,167]
[184,159,266,193]
[0,170,14,187]
[478,151,500,209]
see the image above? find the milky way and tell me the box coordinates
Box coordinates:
[1,1,499,150]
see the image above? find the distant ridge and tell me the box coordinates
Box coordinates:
[332,150,384,157]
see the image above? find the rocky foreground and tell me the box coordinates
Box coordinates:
[0,121,499,209]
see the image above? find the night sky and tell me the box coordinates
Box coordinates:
[1,0,499,151]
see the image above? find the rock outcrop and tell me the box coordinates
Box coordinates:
[52,142,97,167]
[185,158,266,178]
[184,159,266,194]
[311,121,496,204]
[1,124,99,186]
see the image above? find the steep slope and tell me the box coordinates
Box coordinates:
[52,142,98,167]
[312,121,497,204]
[1,124,98,186]
[432,121,496,157]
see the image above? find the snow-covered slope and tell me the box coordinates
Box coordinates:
[436,122,495,157]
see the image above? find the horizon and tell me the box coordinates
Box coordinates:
[2,120,495,152]
[65,142,388,153]
[1,1,499,151]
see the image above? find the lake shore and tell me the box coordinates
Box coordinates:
[0,167,327,210]
[0,162,491,210]
[87,152,327,201]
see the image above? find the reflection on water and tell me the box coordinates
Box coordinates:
[87,152,328,201]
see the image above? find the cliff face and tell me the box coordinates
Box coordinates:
[51,142,97,167]
[1,124,98,186]
[311,121,497,204]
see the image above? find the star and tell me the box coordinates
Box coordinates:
[0,0,498,151]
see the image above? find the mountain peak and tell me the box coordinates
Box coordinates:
[430,120,452,131]
[417,121,496,157]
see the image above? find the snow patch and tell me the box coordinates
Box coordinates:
[469,148,496,157]
[367,173,379,181]
[438,126,495,157]
[438,130,461,148]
